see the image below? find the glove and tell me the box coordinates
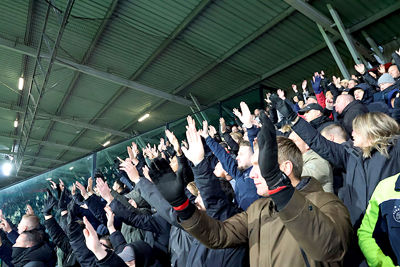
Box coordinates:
[258,113,294,210]
[270,94,297,122]
[42,189,57,216]
[149,158,187,207]
[311,76,322,94]
[58,189,69,211]
[67,198,80,226]
[257,113,285,187]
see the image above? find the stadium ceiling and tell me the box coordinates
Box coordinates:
[0,0,399,187]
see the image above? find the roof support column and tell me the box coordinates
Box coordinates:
[317,24,350,79]
[327,4,366,65]
[189,93,209,122]
[361,30,387,63]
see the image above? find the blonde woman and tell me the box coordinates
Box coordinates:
[291,112,400,224]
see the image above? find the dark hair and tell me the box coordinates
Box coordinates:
[239,140,251,148]
[276,136,303,179]
[22,229,45,246]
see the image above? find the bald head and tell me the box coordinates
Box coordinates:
[18,215,40,234]
[334,94,354,114]
[320,123,348,144]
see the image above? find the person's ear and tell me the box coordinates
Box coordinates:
[279,160,293,177]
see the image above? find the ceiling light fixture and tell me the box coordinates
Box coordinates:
[18,77,24,90]
[138,113,150,122]
[2,162,12,176]
[69,166,74,170]
[14,119,18,128]
[102,140,110,147]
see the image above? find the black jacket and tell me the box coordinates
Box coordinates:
[135,178,194,267]
[292,117,400,227]
[109,230,161,267]
[337,100,368,136]
[185,159,249,267]
[43,217,79,267]
[0,234,14,267]
[12,243,56,267]
[309,115,334,132]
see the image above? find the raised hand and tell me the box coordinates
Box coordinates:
[233,102,253,128]
[87,177,94,196]
[270,94,297,122]
[378,64,386,74]
[277,89,285,100]
[219,117,227,133]
[311,72,322,94]
[291,84,298,93]
[83,216,107,260]
[354,64,365,75]
[165,129,182,156]
[396,48,400,56]
[301,80,308,91]
[119,157,140,184]
[199,120,209,139]
[142,166,152,182]
[26,204,34,216]
[181,117,205,166]
[75,181,89,200]
[42,189,57,217]
[96,178,114,204]
[208,125,217,138]
[104,206,116,233]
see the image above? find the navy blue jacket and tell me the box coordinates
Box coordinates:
[205,136,260,210]
[0,235,14,267]
[185,158,249,267]
[292,117,400,227]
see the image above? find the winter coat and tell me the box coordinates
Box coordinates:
[185,158,248,267]
[109,199,170,266]
[0,235,14,267]
[292,117,400,227]
[135,178,194,267]
[302,150,333,193]
[95,250,128,267]
[109,230,161,267]
[358,172,400,266]
[336,100,368,137]
[43,217,79,267]
[309,115,334,132]
[180,177,352,267]
[12,243,57,267]
[205,136,260,210]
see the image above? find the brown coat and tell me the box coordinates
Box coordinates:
[180,178,352,267]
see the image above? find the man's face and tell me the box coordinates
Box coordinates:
[249,149,269,197]
[254,109,260,117]
[348,80,357,89]
[389,65,400,79]
[304,109,321,122]
[17,218,28,234]
[231,126,238,133]
[112,182,121,192]
[194,193,206,211]
[379,82,394,91]
[236,146,253,171]
[354,89,364,101]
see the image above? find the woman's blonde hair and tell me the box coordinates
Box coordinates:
[352,112,400,158]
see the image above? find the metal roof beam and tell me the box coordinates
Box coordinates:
[0,100,130,138]
[283,0,372,62]
[0,37,194,107]
[32,0,121,165]
[209,8,396,105]
[317,24,350,79]
[349,2,400,33]
[116,7,296,133]
[171,7,296,97]
[327,4,364,65]
[51,0,211,161]
[0,132,91,153]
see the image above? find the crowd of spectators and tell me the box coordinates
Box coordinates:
[0,48,400,267]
